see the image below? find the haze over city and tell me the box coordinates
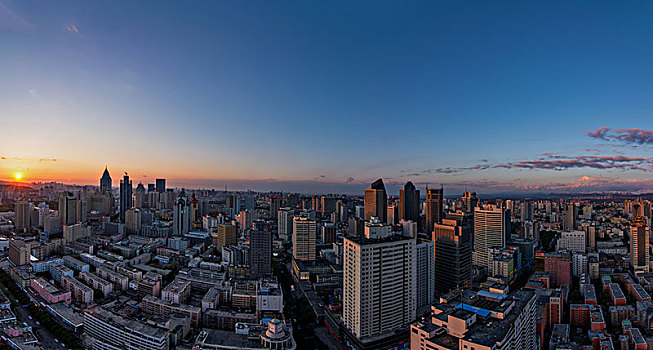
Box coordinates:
[2,1,653,194]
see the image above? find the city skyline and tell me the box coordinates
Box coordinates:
[2,2,653,194]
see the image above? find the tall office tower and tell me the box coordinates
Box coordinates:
[8,240,31,266]
[14,200,31,231]
[293,216,317,261]
[277,208,294,242]
[100,166,112,194]
[119,173,133,223]
[433,219,472,293]
[155,178,166,193]
[462,191,479,213]
[364,179,387,222]
[311,195,320,211]
[386,204,398,225]
[520,201,533,222]
[424,186,444,236]
[270,195,281,217]
[472,205,510,270]
[321,222,336,243]
[321,196,337,216]
[631,216,650,272]
[225,193,240,217]
[125,208,142,234]
[212,223,238,249]
[415,240,435,310]
[173,191,192,236]
[336,200,348,223]
[249,230,272,278]
[562,203,577,231]
[148,191,160,210]
[134,183,147,208]
[343,234,416,340]
[399,181,420,222]
[147,183,155,192]
[58,192,79,227]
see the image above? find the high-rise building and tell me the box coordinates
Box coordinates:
[631,216,649,272]
[84,305,170,350]
[415,240,434,310]
[147,183,155,192]
[212,223,238,249]
[321,222,337,243]
[321,196,337,216]
[58,192,79,227]
[424,186,444,235]
[399,181,420,223]
[293,216,317,261]
[225,193,240,217]
[521,201,533,222]
[155,178,166,193]
[277,208,294,242]
[364,179,387,222]
[173,191,192,236]
[8,239,31,266]
[343,234,416,340]
[134,183,146,208]
[249,230,272,278]
[433,218,472,293]
[462,191,479,213]
[100,166,112,194]
[125,208,142,234]
[14,200,31,231]
[119,173,133,223]
[270,195,281,217]
[562,203,577,231]
[472,205,510,270]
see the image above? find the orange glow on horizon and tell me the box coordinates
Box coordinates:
[14,173,22,180]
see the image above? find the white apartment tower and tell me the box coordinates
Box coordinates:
[343,235,416,340]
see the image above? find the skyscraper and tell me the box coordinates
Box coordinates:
[293,216,317,261]
[424,186,443,236]
[562,203,577,231]
[100,166,112,194]
[472,205,510,270]
[134,183,146,208]
[343,234,416,340]
[155,178,166,193]
[631,216,649,272]
[119,173,133,223]
[364,179,387,222]
[433,218,472,293]
[173,190,192,236]
[59,192,79,227]
[14,200,31,231]
[249,230,272,278]
[462,191,479,213]
[277,208,294,242]
[415,240,435,310]
[399,181,420,223]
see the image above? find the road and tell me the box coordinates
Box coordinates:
[13,305,66,350]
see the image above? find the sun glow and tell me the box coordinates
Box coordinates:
[15,173,22,180]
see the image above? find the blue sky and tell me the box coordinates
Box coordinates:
[1,1,653,194]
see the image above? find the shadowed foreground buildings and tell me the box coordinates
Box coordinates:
[411,289,537,350]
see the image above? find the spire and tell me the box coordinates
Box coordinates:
[102,166,110,177]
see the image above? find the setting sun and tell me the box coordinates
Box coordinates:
[14,173,22,180]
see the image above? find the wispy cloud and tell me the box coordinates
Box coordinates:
[66,25,79,33]
[313,174,326,180]
[27,88,40,99]
[345,176,355,183]
[588,127,653,146]
[38,158,57,162]
[0,1,32,32]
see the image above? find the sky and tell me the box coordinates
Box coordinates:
[1,1,653,195]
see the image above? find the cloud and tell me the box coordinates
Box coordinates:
[38,158,57,162]
[588,127,653,145]
[27,88,39,99]
[312,175,326,180]
[0,1,32,32]
[345,176,355,183]
[66,25,79,33]
[0,157,6,160]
